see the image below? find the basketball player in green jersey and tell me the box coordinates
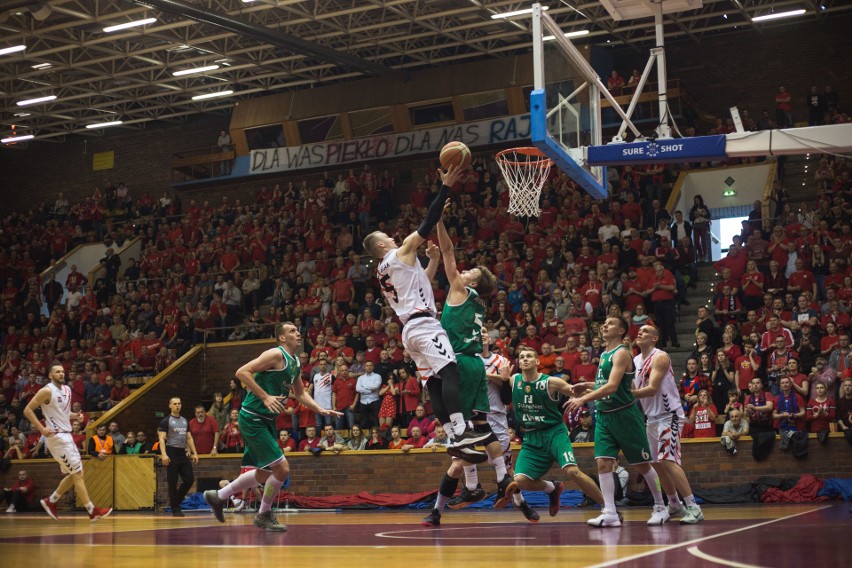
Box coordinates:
[567,316,667,527]
[423,210,525,526]
[499,346,603,522]
[205,322,341,531]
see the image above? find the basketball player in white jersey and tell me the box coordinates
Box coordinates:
[22,364,113,521]
[632,325,704,524]
[362,164,489,453]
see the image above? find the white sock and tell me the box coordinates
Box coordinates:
[493,460,507,484]
[643,468,665,507]
[449,413,466,437]
[84,502,94,514]
[512,491,523,506]
[684,494,698,508]
[218,470,259,500]
[435,493,451,512]
[463,466,479,491]
[542,480,555,493]
[599,474,617,513]
[443,422,454,441]
[49,492,60,504]
[667,493,682,509]
[258,474,286,514]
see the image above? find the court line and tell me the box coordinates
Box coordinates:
[687,546,768,568]
[584,504,833,568]
[376,525,536,540]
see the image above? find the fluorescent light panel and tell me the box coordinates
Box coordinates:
[103,17,157,33]
[544,29,591,41]
[491,6,548,19]
[16,95,57,106]
[173,64,220,76]
[86,120,123,129]
[0,44,26,56]
[31,62,53,69]
[2,134,34,143]
[751,9,806,22]
[191,90,234,101]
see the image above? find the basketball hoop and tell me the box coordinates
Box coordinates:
[495,147,553,218]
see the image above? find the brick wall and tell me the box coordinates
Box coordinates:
[90,340,275,436]
[5,434,849,510]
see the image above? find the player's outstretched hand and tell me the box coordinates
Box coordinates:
[438,164,463,188]
[426,240,440,261]
[565,397,584,413]
[571,382,593,396]
[320,408,344,418]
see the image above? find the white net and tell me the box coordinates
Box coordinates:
[495,147,553,217]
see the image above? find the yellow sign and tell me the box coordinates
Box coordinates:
[92,151,115,171]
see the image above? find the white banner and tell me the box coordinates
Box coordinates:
[248,114,531,175]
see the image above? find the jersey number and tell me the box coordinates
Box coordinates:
[562,451,575,463]
[379,274,399,303]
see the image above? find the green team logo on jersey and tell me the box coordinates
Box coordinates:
[513,374,562,430]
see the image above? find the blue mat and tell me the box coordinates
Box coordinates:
[406,488,586,510]
[817,478,852,501]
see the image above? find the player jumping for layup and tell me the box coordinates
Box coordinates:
[567,317,668,527]
[363,165,489,454]
[23,364,113,522]
[632,325,704,524]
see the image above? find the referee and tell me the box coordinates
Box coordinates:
[158,397,198,517]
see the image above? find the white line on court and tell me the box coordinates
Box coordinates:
[583,504,833,568]
[687,545,768,568]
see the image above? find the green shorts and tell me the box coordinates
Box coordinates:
[457,353,490,419]
[514,423,577,480]
[594,403,652,464]
[239,409,285,470]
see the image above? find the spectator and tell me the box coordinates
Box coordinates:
[107,422,125,452]
[687,390,717,438]
[366,426,386,450]
[387,426,406,449]
[189,405,220,455]
[87,424,114,459]
[2,469,35,513]
[219,409,244,454]
[773,376,806,449]
[277,429,297,453]
[331,363,358,431]
[118,431,143,454]
[207,391,229,431]
[401,426,427,451]
[345,425,367,450]
[806,383,835,437]
[569,409,594,443]
[319,424,345,453]
[297,425,320,452]
[720,409,749,455]
[356,361,381,431]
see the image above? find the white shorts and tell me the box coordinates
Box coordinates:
[45,433,83,474]
[486,411,513,468]
[402,317,455,378]
[646,413,683,465]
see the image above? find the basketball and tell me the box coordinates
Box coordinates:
[439,141,471,170]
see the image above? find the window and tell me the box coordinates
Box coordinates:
[298,115,344,144]
[461,90,509,121]
[350,108,394,137]
[244,124,285,150]
[409,100,455,127]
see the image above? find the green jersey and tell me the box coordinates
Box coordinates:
[441,287,486,356]
[594,344,636,412]
[512,373,563,431]
[241,346,300,419]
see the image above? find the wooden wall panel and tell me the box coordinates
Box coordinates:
[115,456,157,510]
[76,457,114,508]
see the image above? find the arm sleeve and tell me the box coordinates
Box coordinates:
[157,417,170,432]
[417,185,451,239]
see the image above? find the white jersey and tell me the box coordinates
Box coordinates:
[480,351,511,415]
[376,248,436,325]
[41,382,73,434]
[633,348,684,421]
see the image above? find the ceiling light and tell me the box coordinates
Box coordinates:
[0,45,26,56]
[751,9,807,22]
[86,120,123,129]
[103,18,157,33]
[17,95,57,106]
[544,30,591,41]
[491,6,548,19]
[13,112,30,117]
[192,90,234,101]
[31,62,53,69]
[173,65,220,76]
[2,134,34,144]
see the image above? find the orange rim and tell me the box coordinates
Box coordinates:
[495,147,553,167]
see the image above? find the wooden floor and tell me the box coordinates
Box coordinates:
[0,503,844,567]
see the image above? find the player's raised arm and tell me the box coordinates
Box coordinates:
[424,240,441,281]
[436,205,468,301]
[397,165,463,264]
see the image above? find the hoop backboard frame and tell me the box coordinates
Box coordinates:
[529,3,611,200]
